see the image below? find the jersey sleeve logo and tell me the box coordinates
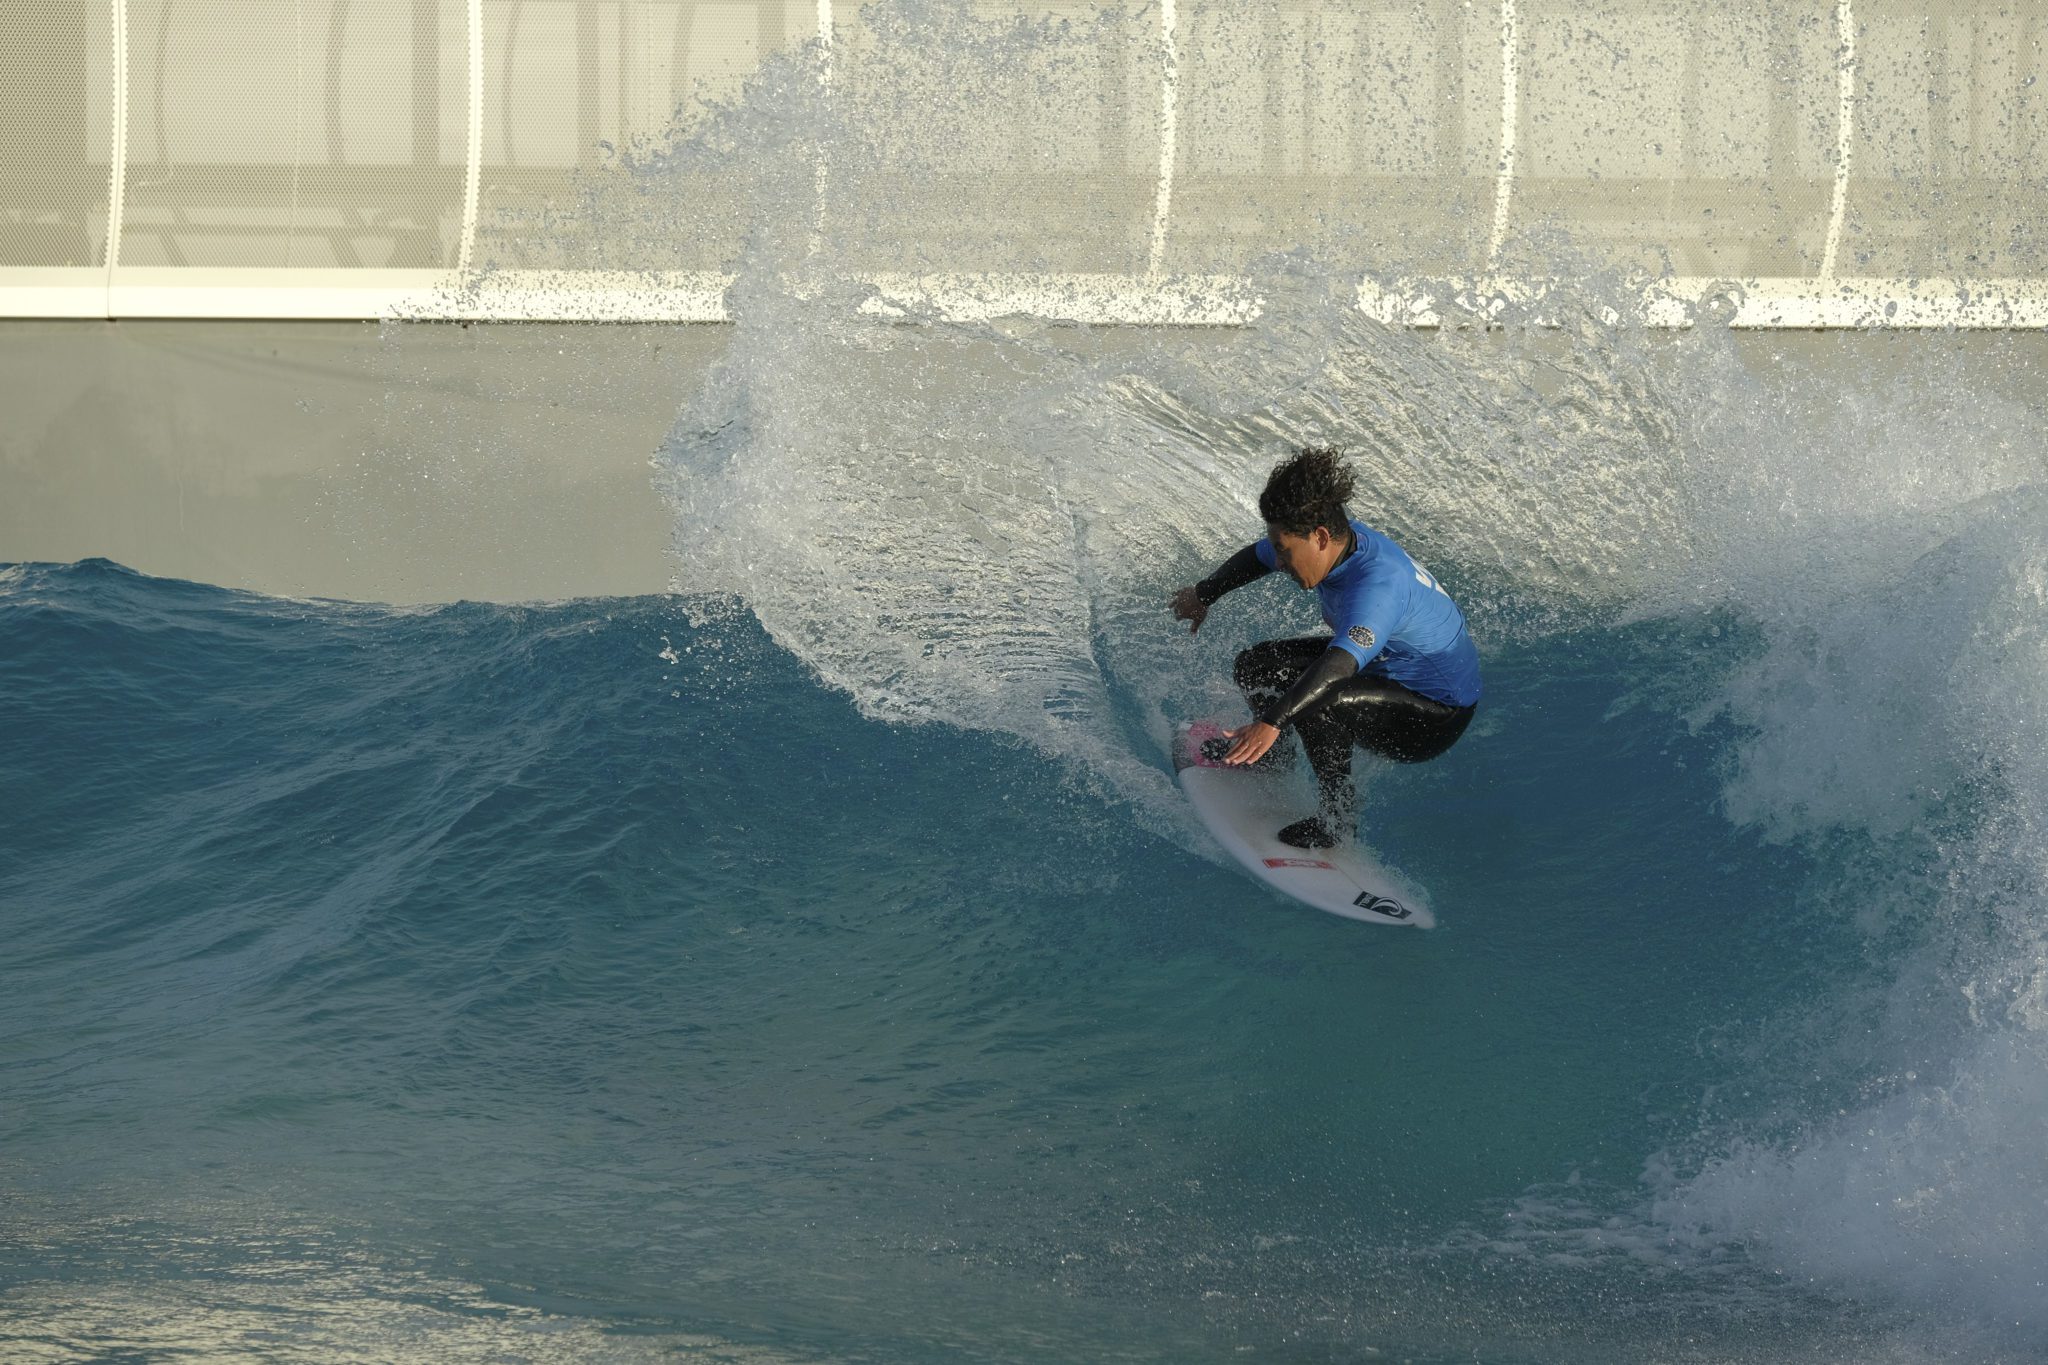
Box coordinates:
[1347,625,1376,651]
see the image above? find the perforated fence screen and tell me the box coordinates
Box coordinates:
[2,0,2045,322]
[471,0,812,271]
[1842,0,2048,277]
[1508,0,1841,279]
[1,1,113,268]
[126,0,373,267]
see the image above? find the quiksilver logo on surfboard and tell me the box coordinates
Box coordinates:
[1353,892,1410,919]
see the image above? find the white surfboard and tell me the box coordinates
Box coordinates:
[1174,719,1435,929]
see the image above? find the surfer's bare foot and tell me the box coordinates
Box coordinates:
[1277,816,1338,850]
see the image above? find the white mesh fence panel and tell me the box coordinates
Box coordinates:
[1843,0,2048,278]
[1163,0,1498,277]
[1,0,2045,321]
[821,1,1160,276]
[1,0,114,268]
[117,0,467,268]
[1508,0,1841,279]
[473,0,804,271]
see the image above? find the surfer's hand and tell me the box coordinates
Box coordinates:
[1221,721,1280,766]
[1171,586,1208,635]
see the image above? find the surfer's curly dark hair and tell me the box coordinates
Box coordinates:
[1258,446,1355,538]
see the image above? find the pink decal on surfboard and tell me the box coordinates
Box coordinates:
[1182,720,1230,768]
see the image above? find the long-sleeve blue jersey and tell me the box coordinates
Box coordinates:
[1253,520,1482,708]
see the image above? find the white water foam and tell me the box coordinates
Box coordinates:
[1471,343,2048,1339]
[1649,466,2048,1335]
[614,0,2048,1337]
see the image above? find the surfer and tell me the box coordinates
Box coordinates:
[1171,447,1481,850]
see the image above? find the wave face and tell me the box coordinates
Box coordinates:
[10,3,2048,1359]
[6,379,2047,1359]
[642,271,2048,1353]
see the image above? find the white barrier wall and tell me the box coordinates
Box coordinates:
[4,0,2046,325]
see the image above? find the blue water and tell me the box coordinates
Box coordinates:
[3,519,2041,1361]
[10,3,2048,1352]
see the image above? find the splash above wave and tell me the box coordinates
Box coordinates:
[629,17,2048,1331]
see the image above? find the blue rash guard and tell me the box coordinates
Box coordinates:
[1253,520,1482,708]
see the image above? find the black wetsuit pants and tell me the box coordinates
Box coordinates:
[1234,636,1476,821]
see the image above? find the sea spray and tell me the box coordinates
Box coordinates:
[627,4,2048,1342]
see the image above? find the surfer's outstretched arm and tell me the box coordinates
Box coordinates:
[1196,544,1272,606]
[1172,543,1274,635]
[1221,645,1356,766]
[1256,646,1359,730]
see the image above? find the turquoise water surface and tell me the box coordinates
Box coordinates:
[9,3,2048,1354]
